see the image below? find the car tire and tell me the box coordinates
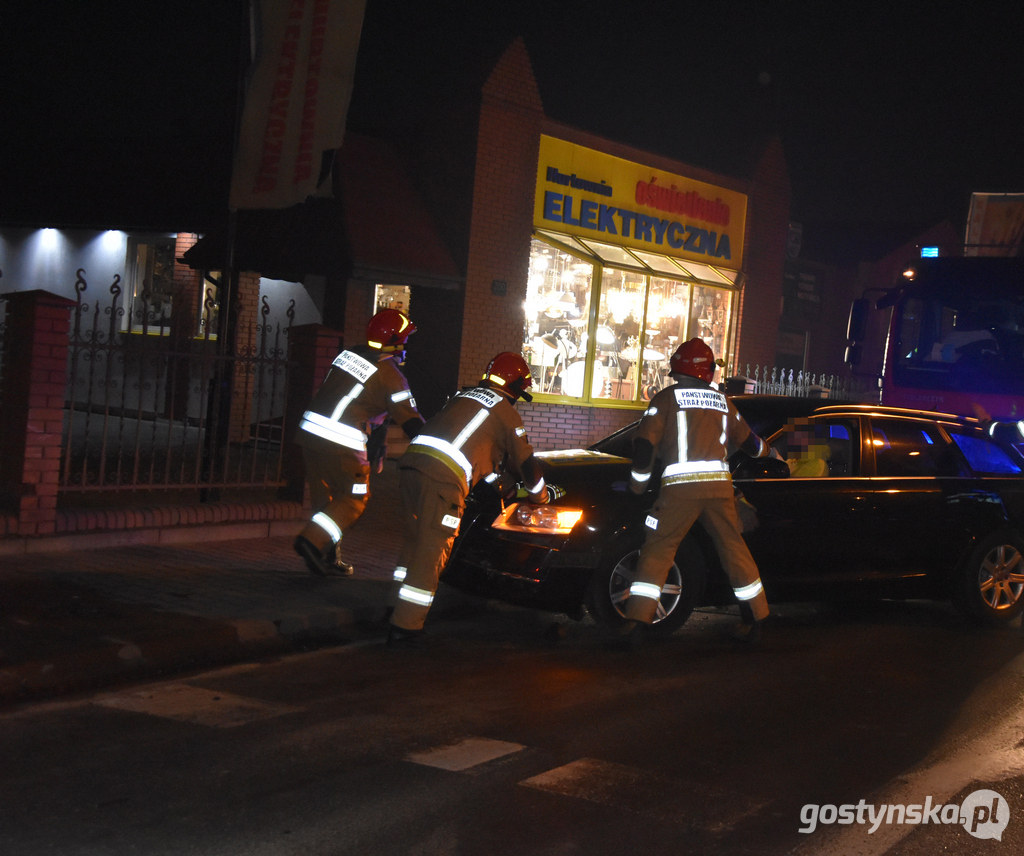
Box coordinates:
[953,530,1024,626]
[586,537,706,637]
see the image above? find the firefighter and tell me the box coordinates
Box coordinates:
[624,338,772,646]
[387,352,549,644]
[293,309,425,577]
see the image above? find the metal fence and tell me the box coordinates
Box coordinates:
[724,362,878,402]
[61,271,296,492]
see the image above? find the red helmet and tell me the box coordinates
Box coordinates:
[367,309,416,351]
[670,338,716,382]
[482,352,533,402]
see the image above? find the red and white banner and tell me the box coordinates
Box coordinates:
[229,0,367,210]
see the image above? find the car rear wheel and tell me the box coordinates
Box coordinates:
[586,539,706,637]
[954,531,1024,626]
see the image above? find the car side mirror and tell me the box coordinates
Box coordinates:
[732,456,791,480]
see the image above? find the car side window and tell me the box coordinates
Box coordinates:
[770,418,858,477]
[870,419,960,477]
[946,428,1023,475]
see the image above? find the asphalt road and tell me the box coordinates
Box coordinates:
[3,600,1024,856]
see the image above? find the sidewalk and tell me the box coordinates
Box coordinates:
[0,461,439,705]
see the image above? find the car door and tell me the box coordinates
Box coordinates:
[860,416,974,591]
[736,416,876,595]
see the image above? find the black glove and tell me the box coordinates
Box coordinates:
[366,420,390,473]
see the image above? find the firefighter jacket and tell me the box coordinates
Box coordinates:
[628,376,768,499]
[296,345,422,455]
[400,386,547,501]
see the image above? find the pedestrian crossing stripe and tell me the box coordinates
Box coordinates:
[520,757,768,829]
[94,684,301,728]
[406,737,525,771]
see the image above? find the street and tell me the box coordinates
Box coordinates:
[3,598,1024,855]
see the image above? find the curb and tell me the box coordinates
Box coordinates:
[0,609,360,707]
[0,518,306,557]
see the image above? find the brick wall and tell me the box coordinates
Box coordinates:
[171,232,203,343]
[457,38,544,388]
[519,402,637,451]
[344,280,375,349]
[736,136,791,368]
[0,290,76,535]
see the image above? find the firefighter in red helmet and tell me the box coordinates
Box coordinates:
[623,338,772,646]
[386,352,549,644]
[293,309,425,577]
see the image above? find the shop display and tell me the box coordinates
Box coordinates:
[522,237,733,403]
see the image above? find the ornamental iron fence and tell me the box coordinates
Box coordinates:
[723,362,878,402]
[61,270,296,492]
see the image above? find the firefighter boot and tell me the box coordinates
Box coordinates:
[731,617,765,647]
[294,536,332,577]
[608,620,645,652]
[331,543,355,576]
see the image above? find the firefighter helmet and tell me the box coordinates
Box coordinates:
[482,352,534,402]
[670,338,716,382]
[366,309,416,351]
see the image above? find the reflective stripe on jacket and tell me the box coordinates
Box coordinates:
[629,377,766,496]
[401,387,545,498]
[296,346,421,453]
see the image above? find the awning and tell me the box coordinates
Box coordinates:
[182,134,463,288]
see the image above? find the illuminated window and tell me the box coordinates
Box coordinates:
[374,283,411,317]
[199,272,220,339]
[521,235,736,405]
[125,236,175,335]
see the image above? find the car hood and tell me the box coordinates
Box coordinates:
[535,449,633,492]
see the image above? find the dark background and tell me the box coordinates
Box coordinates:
[3,1,1022,262]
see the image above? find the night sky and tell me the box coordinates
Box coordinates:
[3,1,1022,263]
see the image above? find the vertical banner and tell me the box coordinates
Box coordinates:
[964,192,1024,257]
[229,0,367,210]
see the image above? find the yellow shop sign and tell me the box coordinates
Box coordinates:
[534,135,746,269]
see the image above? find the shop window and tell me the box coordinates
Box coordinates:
[523,242,593,395]
[375,283,411,317]
[522,236,736,405]
[690,284,731,359]
[124,236,175,335]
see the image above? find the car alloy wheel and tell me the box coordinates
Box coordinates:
[955,531,1024,626]
[587,542,704,637]
[606,549,684,625]
[978,543,1024,611]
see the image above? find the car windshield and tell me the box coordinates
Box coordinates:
[588,421,638,457]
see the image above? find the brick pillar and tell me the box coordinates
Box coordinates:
[279,323,344,501]
[228,270,262,443]
[168,232,204,421]
[0,290,76,535]
[344,280,374,353]
[736,136,791,369]
[458,38,544,388]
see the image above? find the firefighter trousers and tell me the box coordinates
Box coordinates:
[297,441,370,556]
[625,486,769,625]
[389,468,465,632]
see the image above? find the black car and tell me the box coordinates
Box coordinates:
[441,399,1024,632]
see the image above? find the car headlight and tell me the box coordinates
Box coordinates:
[492,502,584,535]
